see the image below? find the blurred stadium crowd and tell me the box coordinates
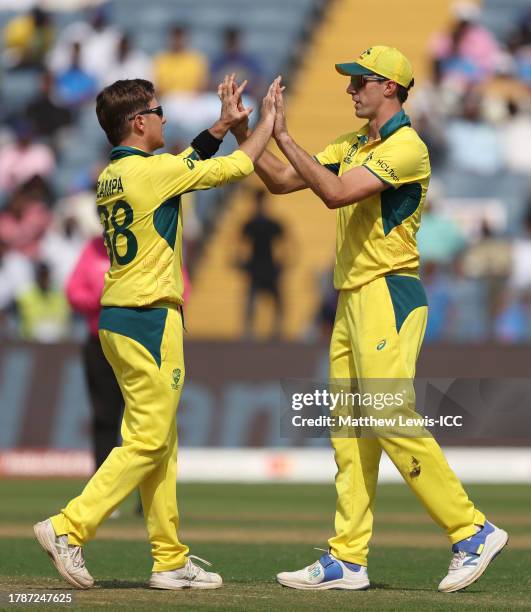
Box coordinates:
[0,0,530,344]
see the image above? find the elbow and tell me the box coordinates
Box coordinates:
[323,193,343,209]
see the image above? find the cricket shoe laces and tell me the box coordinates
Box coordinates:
[149,555,223,590]
[449,550,469,570]
[438,521,509,593]
[33,519,94,589]
[184,555,214,581]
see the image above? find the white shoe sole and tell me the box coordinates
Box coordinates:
[149,576,222,590]
[33,521,93,590]
[277,576,370,591]
[438,528,509,593]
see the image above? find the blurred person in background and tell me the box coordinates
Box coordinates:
[0,181,51,260]
[430,1,501,88]
[25,70,73,143]
[153,25,209,96]
[507,8,531,86]
[501,101,531,175]
[461,219,512,339]
[508,203,531,294]
[16,261,71,342]
[0,120,56,191]
[103,33,153,86]
[66,237,123,475]
[210,28,264,98]
[2,6,54,70]
[0,237,32,338]
[446,87,504,176]
[40,213,86,289]
[238,189,287,339]
[54,41,98,109]
[46,3,121,85]
[416,180,467,266]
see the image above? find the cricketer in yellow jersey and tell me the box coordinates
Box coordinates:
[231,46,508,593]
[34,74,279,591]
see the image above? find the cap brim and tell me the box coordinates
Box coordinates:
[335,62,374,76]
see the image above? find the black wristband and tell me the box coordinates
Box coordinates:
[190,130,223,160]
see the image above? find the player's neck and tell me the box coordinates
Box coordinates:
[367,102,403,141]
[119,136,154,154]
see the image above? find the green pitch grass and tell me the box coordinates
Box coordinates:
[0,480,530,610]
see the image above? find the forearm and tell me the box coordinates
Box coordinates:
[276,133,343,207]
[208,119,231,141]
[234,127,304,194]
[238,118,274,164]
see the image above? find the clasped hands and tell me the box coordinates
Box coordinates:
[217,73,287,142]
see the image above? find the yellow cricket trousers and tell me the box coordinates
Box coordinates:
[328,275,485,566]
[51,305,188,572]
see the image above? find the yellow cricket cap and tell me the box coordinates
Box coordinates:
[335,45,414,89]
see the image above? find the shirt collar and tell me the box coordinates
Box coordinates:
[356,109,411,144]
[110,146,153,161]
[379,109,411,139]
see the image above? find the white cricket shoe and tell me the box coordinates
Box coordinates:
[33,519,94,589]
[149,555,223,590]
[438,521,508,593]
[277,552,370,590]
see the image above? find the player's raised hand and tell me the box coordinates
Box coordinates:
[218,73,253,129]
[272,76,288,141]
[260,78,279,126]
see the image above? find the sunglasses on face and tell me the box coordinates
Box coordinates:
[128,105,164,121]
[350,75,388,90]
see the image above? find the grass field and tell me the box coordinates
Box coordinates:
[0,480,530,610]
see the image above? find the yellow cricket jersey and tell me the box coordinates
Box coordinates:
[96,146,253,307]
[315,109,431,291]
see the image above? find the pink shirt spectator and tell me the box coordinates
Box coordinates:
[431,24,501,80]
[0,198,51,259]
[0,142,56,191]
[66,237,109,337]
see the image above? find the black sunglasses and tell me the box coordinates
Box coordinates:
[350,75,388,89]
[128,105,164,121]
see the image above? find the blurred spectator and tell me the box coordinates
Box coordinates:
[479,54,531,123]
[0,238,33,336]
[54,41,98,108]
[0,121,56,191]
[507,8,531,86]
[16,261,71,342]
[2,6,54,70]
[501,102,531,175]
[210,27,264,97]
[40,215,86,289]
[47,3,121,84]
[462,220,512,337]
[422,262,452,343]
[494,292,531,343]
[509,204,531,292]
[66,237,123,470]
[103,33,152,86]
[239,190,287,339]
[417,182,466,265]
[315,267,338,340]
[0,182,51,260]
[446,87,504,175]
[153,25,209,95]
[430,1,502,87]
[25,70,73,141]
